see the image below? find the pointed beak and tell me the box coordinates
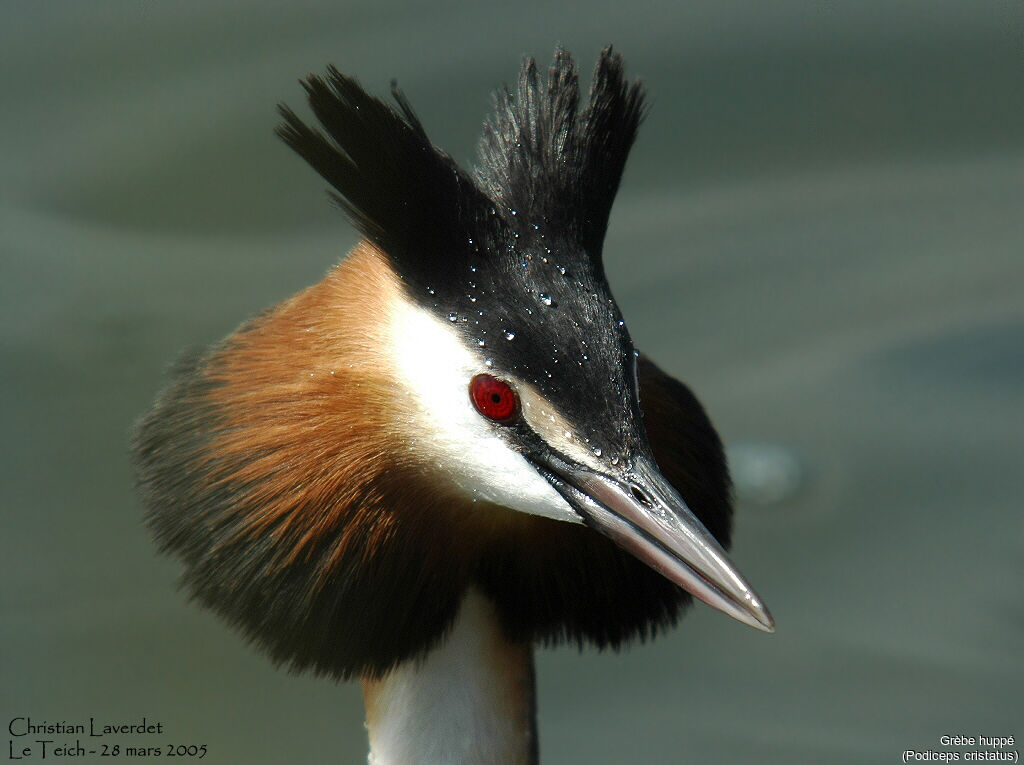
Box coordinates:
[533,452,774,633]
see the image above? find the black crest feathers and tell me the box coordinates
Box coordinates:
[474,47,645,261]
[277,46,644,271]
[276,69,490,267]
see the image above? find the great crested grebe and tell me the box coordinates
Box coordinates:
[132,47,773,764]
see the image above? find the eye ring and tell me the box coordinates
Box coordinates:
[469,374,519,424]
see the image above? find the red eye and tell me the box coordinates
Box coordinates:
[469,374,519,423]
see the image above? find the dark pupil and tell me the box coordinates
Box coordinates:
[491,393,502,403]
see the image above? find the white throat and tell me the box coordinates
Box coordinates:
[362,589,537,765]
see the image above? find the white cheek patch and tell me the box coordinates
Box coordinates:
[387,298,582,525]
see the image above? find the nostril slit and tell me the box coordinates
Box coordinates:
[630,484,652,507]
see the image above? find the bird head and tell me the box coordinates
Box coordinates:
[132,47,771,681]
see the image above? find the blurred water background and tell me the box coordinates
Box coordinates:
[3,2,1022,763]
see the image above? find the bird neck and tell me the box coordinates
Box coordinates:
[362,588,538,765]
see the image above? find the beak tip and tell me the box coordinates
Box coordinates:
[748,601,775,633]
